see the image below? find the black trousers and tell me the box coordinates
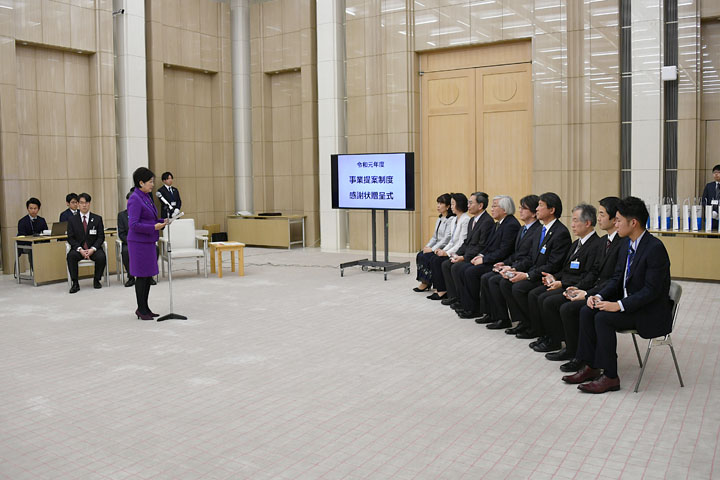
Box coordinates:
[558,299,585,355]
[460,263,493,313]
[134,276,153,314]
[121,244,134,280]
[441,259,469,299]
[527,286,564,336]
[481,272,510,321]
[577,306,637,378]
[429,255,451,292]
[67,248,106,282]
[500,278,542,326]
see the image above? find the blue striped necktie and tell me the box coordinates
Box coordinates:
[538,226,547,250]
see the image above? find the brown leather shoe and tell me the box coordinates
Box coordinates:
[578,375,620,394]
[562,365,602,384]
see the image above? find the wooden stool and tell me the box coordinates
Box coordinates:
[211,242,245,278]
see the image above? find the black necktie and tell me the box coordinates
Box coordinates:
[30,218,35,234]
[605,238,611,254]
[716,182,719,199]
[520,226,527,241]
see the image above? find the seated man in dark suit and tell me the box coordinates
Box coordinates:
[524,203,603,353]
[701,164,720,230]
[118,190,135,287]
[66,193,106,293]
[440,192,494,307]
[17,197,49,271]
[562,196,672,394]
[546,197,623,371]
[59,193,79,222]
[499,192,572,337]
[455,195,521,319]
[479,195,542,329]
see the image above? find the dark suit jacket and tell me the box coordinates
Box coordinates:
[17,215,48,236]
[67,212,105,252]
[521,220,572,282]
[702,181,720,208]
[597,232,672,339]
[59,208,77,222]
[580,233,624,295]
[505,221,542,268]
[118,210,129,245]
[457,210,495,259]
[479,215,521,266]
[157,184,182,218]
[555,232,603,288]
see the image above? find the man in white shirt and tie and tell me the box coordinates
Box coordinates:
[66,193,106,293]
[157,171,182,219]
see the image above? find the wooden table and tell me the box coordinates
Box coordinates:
[211,242,245,278]
[13,233,118,286]
[649,230,720,281]
[227,215,305,249]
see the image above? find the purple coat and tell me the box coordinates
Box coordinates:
[127,189,161,277]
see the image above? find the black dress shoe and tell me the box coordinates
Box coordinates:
[560,359,585,372]
[505,324,526,335]
[69,282,80,294]
[450,302,464,311]
[475,314,493,324]
[93,279,102,289]
[486,319,511,329]
[427,293,445,300]
[532,339,562,353]
[124,277,136,287]
[546,348,574,361]
[515,329,540,339]
[413,286,429,292]
[529,335,550,349]
[440,297,457,306]
[458,310,482,319]
[150,278,157,285]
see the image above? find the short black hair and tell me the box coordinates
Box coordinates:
[436,193,455,218]
[161,171,173,181]
[451,192,468,213]
[520,194,539,214]
[78,193,92,203]
[471,191,489,211]
[126,187,135,200]
[713,164,720,173]
[65,193,78,203]
[599,196,621,219]
[26,197,41,209]
[617,196,649,229]
[133,167,155,188]
[539,192,563,219]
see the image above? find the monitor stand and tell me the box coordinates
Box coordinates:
[339,209,411,281]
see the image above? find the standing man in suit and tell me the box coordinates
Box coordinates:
[455,195,521,319]
[524,203,603,353]
[157,171,181,219]
[59,193,79,222]
[118,189,135,287]
[66,193,106,293]
[499,192,572,337]
[563,196,672,394]
[440,192,494,307]
[17,197,49,271]
[701,164,720,230]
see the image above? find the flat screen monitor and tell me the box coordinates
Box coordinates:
[331,152,415,211]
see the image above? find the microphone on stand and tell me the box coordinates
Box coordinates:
[156,191,181,218]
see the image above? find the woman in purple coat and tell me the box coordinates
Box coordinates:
[128,167,168,320]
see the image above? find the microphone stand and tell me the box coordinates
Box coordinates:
[157,203,186,321]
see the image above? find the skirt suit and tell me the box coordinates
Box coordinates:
[127,189,161,278]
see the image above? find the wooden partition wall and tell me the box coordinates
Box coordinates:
[419,41,532,243]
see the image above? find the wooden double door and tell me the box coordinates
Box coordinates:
[420,42,533,243]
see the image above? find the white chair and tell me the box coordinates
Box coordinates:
[115,238,125,283]
[159,218,208,278]
[65,241,110,288]
[618,281,684,393]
